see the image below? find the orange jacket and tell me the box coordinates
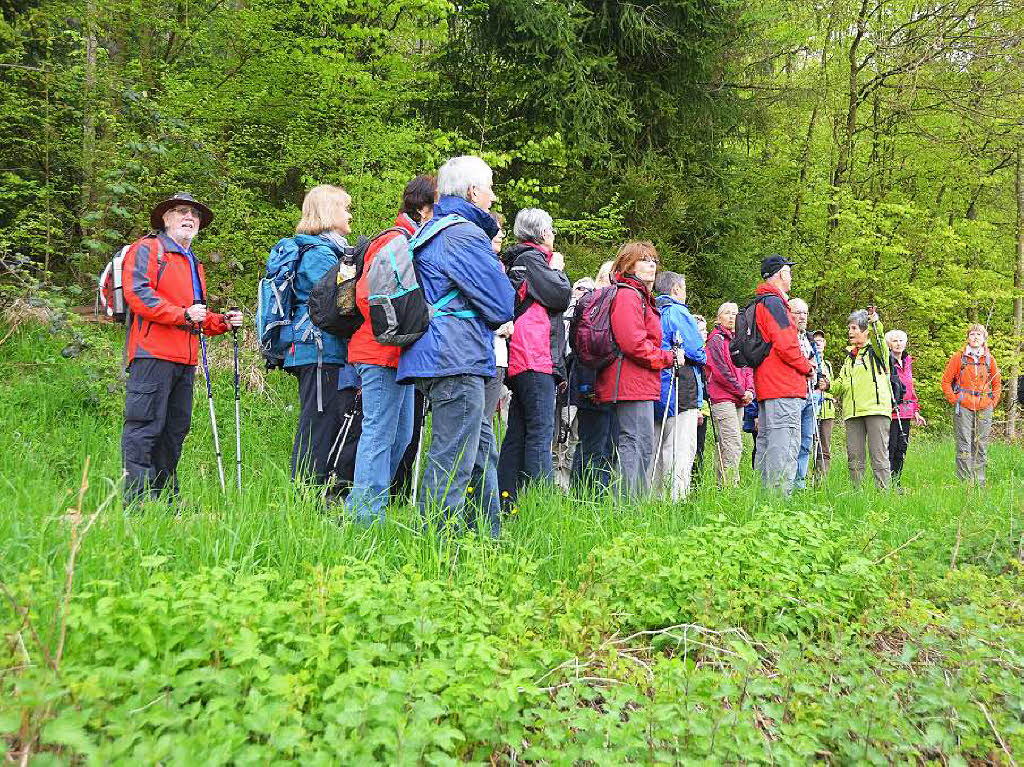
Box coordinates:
[941,348,1001,412]
[122,233,230,366]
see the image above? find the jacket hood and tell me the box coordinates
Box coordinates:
[434,196,499,239]
[614,272,654,299]
[756,282,787,300]
[654,295,687,311]
[394,212,418,236]
[292,232,348,254]
[500,242,543,269]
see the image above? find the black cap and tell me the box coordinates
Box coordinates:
[150,192,214,231]
[760,254,795,280]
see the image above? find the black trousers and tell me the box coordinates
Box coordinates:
[122,358,195,503]
[888,418,912,479]
[692,415,708,486]
[290,364,346,487]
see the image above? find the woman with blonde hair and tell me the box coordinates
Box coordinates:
[278,184,356,491]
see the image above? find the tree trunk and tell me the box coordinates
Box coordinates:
[1011,143,1024,441]
[80,0,98,241]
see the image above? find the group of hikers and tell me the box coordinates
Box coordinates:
[113,155,1005,534]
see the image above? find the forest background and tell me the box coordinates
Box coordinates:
[1,0,1023,424]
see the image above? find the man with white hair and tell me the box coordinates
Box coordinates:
[397,156,515,535]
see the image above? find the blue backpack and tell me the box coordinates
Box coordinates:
[256,238,319,371]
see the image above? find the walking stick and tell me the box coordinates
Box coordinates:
[199,333,226,492]
[649,372,677,489]
[230,308,242,491]
[328,409,356,472]
[411,398,429,505]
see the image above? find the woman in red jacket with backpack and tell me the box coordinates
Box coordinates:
[595,241,685,499]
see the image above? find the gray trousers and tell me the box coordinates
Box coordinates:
[756,397,803,494]
[954,407,992,484]
[845,414,891,489]
[614,400,655,500]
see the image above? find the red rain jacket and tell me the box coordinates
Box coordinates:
[122,232,229,366]
[595,273,675,403]
[752,282,812,400]
[347,213,418,368]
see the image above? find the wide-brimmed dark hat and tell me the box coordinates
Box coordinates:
[150,192,213,231]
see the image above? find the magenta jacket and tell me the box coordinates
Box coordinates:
[892,353,921,420]
[705,324,755,406]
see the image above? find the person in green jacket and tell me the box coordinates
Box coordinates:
[811,330,836,483]
[828,309,892,489]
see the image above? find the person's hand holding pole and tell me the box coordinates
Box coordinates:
[186,304,208,324]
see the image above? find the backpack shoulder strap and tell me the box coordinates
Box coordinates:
[410,214,470,250]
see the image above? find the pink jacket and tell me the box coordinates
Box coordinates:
[705,324,754,406]
[892,353,921,420]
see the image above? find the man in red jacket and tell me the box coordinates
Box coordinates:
[121,193,242,504]
[752,255,813,494]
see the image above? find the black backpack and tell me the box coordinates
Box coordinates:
[307,234,371,338]
[729,296,773,368]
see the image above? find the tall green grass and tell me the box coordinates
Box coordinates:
[1,318,1021,593]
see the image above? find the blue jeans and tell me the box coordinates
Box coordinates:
[471,370,504,523]
[498,371,556,508]
[348,364,414,523]
[794,398,815,489]
[416,374,500,537]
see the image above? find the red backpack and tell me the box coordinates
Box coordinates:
[569,284,643,370]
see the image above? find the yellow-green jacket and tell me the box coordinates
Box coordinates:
[829,320,892,420]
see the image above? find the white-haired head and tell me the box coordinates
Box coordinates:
[884,329,908,346]
[716,302,738,323]
[513,208,554,244]
[436,156,493,201]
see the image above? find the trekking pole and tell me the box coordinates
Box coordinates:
[199,333,226,492]
[328,409,356,473]
[230,307,242,491]
[411,397,429,505]
[650,370,677,489]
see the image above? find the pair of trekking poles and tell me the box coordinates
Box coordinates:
[198,308,243,492]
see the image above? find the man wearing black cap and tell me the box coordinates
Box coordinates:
[120,193,242,503]
[751,255,813,494]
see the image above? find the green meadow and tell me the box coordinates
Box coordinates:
[2,317,1022,764]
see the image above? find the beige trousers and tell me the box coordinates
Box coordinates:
[710,402,744,487]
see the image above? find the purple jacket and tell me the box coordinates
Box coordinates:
[705,324,754,406]
[892,353,921,420]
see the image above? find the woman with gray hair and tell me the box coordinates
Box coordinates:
[827,308,892,488]
[886,329,925,483]
[497,208,571,509]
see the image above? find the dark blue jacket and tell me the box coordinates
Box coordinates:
[655,295,706,417]
[283,233,350,368]
[396,197,515,383]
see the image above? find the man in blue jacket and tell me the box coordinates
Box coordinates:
[396,156,515,536]
[652,271,706,500]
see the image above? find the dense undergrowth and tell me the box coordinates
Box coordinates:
[2,317,1023,764]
